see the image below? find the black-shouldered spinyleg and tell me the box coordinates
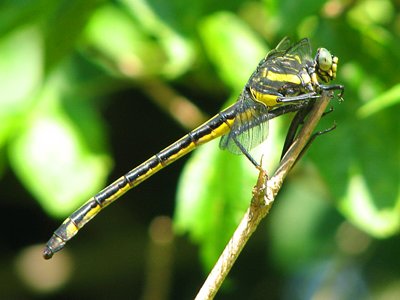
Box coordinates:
[43,37,343,259]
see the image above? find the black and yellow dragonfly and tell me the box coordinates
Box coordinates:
[43,37,344,259]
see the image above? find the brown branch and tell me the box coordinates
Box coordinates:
[195,92,332,300]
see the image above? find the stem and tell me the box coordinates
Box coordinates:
[195,92,332,300]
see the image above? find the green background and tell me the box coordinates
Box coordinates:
[0,0,399,298]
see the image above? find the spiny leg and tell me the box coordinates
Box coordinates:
[277,92,319,103]
[280,103,337,167]
[295,122,336,163]
[320,84,344,100]
[232,133,261,169]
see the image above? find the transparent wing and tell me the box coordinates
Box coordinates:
[286,38,313,65]
[276,37,292,51]
[220,90,269,155]
[267,37,312,66]
[265,37,292,60]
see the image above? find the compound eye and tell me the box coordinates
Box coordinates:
[318,48,333,72]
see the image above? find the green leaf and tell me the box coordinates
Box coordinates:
[8,64,111,218]
[309,100,400,238]
[120,0,195,78]
[43,0,106,71]
[276,0,325,33]
[174,140,255,269]
[338,167,400,237]
[268,168,340,271]
[0,25,43,148]
[198,11,267,90]
[82,4,164,78]
[0,0,49,36]
[357,84,400,118]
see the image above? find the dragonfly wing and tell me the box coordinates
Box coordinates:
[286,38,313,64]
[220,90,269,155]
[265,37,292,60]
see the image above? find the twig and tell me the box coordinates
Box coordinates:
[195,91,332,300]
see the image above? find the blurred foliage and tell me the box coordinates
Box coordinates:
[0,0,399,298]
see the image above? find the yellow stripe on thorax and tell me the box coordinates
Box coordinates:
[250,89,280,107]
[263,70,301,85]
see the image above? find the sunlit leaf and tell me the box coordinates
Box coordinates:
[309,100,400,238]
[339,168,400,237]
[357,84,400,118]
[8,65,111,218]
[0,0,49,36]
[277,0,325,33]
[268,168,341,271]
[82,4,164,78]
[174,140,255,269]
[0,26,42,147]
[43,0,106,70]
[120,0,195,78]
[198,11,267,90]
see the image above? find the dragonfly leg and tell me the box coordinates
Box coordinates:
[296,122,336,163]
[320,84,344,100]
[277,92,319,103]
[232,133,261,169]
[322,106,334,117]
[280,102,336,160]
[281,102,336,165]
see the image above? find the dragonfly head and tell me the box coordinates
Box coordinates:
[315,48,338,83]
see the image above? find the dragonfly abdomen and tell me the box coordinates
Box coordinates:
[43,104,236,259]
[126,107,236,187]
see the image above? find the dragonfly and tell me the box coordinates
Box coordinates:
[43,37,344,259]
